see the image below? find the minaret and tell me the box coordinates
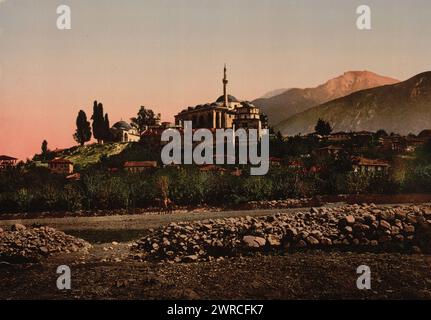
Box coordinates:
[223,64,228,107]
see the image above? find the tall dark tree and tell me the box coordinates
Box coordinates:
[41,140,48,156]
[131,106,160,135]
[376,129,388,138]
[91,101,110,143]
[314,118,332,136]
[103,113,112,142]
[74,110,92,146]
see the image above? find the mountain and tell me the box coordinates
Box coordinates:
[259,88,290,99]
[253,71,399,126]
[274,72,431,136]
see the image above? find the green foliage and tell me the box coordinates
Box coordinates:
[314,118,332,136]
[130,106,160,135]
[73,110,92,146]
[0,158,425,214]
[91,101,110,143]
[41,140,48,156]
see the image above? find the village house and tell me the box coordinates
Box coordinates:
[327,132,350,142]
[418,129,431,141]
[405,135,427,151]
[315,145,343,158]
[124,161,158,173]
[352,157,390,174]
[0,155,18,171]
[378,136,408,153]
[268,157,283,166]
[48,158,74,174]
[199,164,227,174]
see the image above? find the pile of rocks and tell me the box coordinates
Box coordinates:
[0,224,92,262]
[133,204,431,263]
[245,198,313,210]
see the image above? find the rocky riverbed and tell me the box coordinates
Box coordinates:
[132,204,431,263]
[0,224,91,263]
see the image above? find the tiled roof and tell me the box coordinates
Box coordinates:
[49,158,73,164]
[0,155,17,161]
[124,161,157,168]
[353,157,389,167]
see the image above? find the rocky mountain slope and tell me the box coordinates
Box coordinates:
[275,71,431,136]
[253,71,399,126]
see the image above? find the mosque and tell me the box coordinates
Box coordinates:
[174,65,267,131]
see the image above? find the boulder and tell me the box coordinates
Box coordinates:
[379,220,391,231]
[182,255,199,263]
[11,223,26,232]
[242,236,266,249]
[306,236,319,246]
[267,235,281,247]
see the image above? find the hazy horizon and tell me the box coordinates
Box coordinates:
[1,0,431,159]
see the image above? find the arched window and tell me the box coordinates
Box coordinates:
[208,113,213,128]
[199,115,205,128]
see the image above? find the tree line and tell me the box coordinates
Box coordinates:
[71,102,161,146]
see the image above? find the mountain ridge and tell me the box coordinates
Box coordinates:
[274,71,431,136]
[253,71,399,126]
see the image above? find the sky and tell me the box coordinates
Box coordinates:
[1,0,431,159]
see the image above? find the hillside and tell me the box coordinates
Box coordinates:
[50,142,158,170]
[53,143,129,168]
[274,71,431,136]
[253,71,399,126]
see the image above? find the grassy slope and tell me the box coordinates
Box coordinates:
[55,143,129,169]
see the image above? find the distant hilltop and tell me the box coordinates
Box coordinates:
[275,71,431,136]
[253,70,399,126]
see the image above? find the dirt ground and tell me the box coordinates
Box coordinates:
[1,244,431,300]
[2,204,431,300]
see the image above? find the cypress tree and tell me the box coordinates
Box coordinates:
[92,101,105,143]
[74,110,92,146]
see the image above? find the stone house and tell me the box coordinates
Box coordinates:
[49,158,74,174]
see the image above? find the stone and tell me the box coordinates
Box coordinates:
[379,220,391,230]
[0,227,3,233]
[242,236,266,248]
[306,236,319,245]
[391,226,400,235]
[411,246,422,254]
[339,215,355,227]
[295,240,307,248]
[394,234,404,242]
[406,214,418,224]
[370,240,378,246]
[320,238,332,246]
[285,227,298,238]
[267,235,281,247]
[344,226,353,233]
[12,223,26,232]
[39,246,49,254]
[364,214,377,223]
[182,255,198,263]
[404,225,415,234]
[310,230,323,239]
